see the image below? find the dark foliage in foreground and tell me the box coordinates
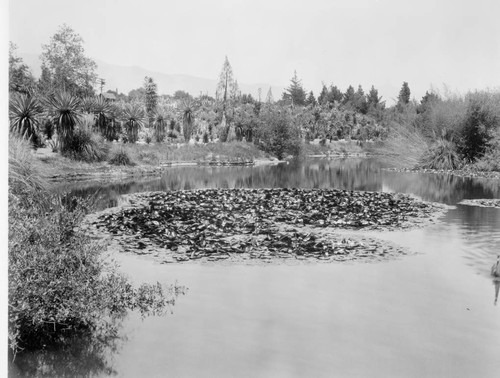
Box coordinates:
[8,135,185,357]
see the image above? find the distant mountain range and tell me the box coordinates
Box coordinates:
[19,53,285,99]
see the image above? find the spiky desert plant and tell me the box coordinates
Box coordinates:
[80,96,96,114]
[46,91,81,152]
[9,94,44,145]
[121,102,146,143]
[153,108,168,143]
[419,139,462,170]
[92,95,114,139]
[181,100,196,142]
[106,103,122,141]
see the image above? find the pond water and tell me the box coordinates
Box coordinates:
[12,158,500,377]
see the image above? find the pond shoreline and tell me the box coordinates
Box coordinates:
[384,167,500,180]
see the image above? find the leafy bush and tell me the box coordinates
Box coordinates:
[108,149,134,166]
[8,142,183,357]
[471,129,500,171]
[256,106,302,159]
[457,91,500,162]
[419,139,462,170]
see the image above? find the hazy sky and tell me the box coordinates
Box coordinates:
[8,0,500,102]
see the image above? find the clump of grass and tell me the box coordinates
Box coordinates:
[368,121,428,168]
[8,134,48,205]
[108,148,135,166]
[64,127,110,163]
[419,139,463,170]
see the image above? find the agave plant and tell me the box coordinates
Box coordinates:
[121,102,146,143]
[153,108,169,143]
[9,94,44,144]
[46,91,81,152]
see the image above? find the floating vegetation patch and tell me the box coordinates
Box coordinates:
[458,199,500,209]
[88,188,445,264]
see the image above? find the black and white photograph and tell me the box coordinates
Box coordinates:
[5,0,500,376]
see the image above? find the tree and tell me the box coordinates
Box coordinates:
[121,102,146,143]
[173,90,192,102]
[143,76,158,127]
[282,70,306,106]
[46,92,81,153]
[327,85,343,104]
[9,94,44,145]
[318,84,328,105]
[128,87,146,101]
[398,82,411,105]
[265,87,274,104]
[305,91,316,106]
[343,85,356,106]
[354,85,368,114]
[41,24,98,97]
[9,42,36,95]
[182,101,196,142]
[367,85,382,107]
[216,56,238,122]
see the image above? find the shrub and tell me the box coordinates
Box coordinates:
[256,106,302,159]
[9,93,44,147]
[472,129,500,171]
[108,149,134,166]
[457,91,500,162]
[46,91,81,153]
[8,152,184,357]
[419,139,462,170]
[63,126,109,163]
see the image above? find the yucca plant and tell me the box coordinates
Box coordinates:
[419,139,463,170]
[153,108,168,143]
[121,102,145,143]
[93,95,114,139]
[46,91,81,153]
[181,100,196,142]
[80,96,96,114]
[9,94,44,146]
[106,104,122,142]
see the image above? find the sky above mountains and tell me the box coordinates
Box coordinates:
[8,0,500,103]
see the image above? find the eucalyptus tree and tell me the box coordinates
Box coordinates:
[41,24,98,97]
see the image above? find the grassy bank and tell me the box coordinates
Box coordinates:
[35,141,274,180]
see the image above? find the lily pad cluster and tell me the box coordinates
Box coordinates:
[92,188,440,263]
[459,199,500,209]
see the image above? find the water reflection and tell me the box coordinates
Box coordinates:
[11,329,123,377]
[494,280,500,306]
[57,158,500,211]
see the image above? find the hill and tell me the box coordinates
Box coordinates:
[19,53,284,99]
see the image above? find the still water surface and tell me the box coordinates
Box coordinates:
[12,158,500,377]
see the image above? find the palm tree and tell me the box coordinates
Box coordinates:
[46,91,81,152]
[121,102,145,143]
[9,94,44,145]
